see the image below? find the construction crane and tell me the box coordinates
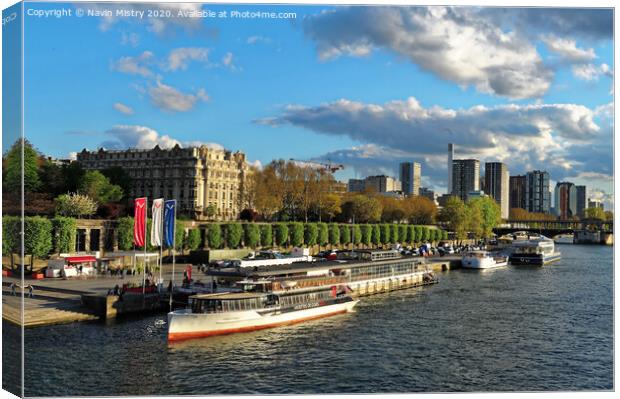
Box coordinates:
[288,158,344,174]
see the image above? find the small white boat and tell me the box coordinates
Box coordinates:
[168,287,358,342]
[554,234,574,244]
[461,251,508,269]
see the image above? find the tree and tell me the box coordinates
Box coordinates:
[390,224,399,243]
[414,226,423,243]
[259,224,273,247]
[55,193,97,217]
[604,211,614,221]
[239,208,258,222]
[439,196,468,241]
[289,222,304,247]
[305,223,318,246]
[3,139,42,192]
[319,193,342,222]
[469,197,501,238]
[52,217,76,254]
[380,197,406,222]
[208,224,223,249]
[398,224,408,244]
[408,225,416,243]
[205,205,217,220]
[380,224,391,244]
[360,224,371,246]
[328,223,340,246]
[466,201,484,239]
[61,162,86,193]
[371,224,381,246]
[420,226,430,242]
[79,170,123,203]
[2,216,21,256]
[340,225,351,245]
[585,207,606,221]
[352,225,362,245]
[101,167,132,196]
[318,223,329,246]
[116,217,134,250]
[186,229,201,251]
[225,223,243,248]
[274,223,289,247]
[405,196,437,224]
[39,161,66,196]
[244,224,260,248]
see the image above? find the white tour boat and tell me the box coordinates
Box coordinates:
[167,286,358,342]
[461,251,508,269]
[509,235,561,265]
[553,234,574,244]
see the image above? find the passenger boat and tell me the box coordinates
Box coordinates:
[461,251,508,269]
[508,235,561,265]
[553,234,574,244]
[167,286,358,342]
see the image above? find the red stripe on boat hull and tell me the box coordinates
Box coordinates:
[168,309,348,342]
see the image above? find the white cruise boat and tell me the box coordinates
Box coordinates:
[461,251,508,269]
[509,235,561,265]
[167,287,358,342]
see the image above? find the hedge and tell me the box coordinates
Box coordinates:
[117,217,134,251]
[289,222,304,247]
[352,225,362,245]
[208,224,223,249]
[371,224,381,245]
[390,224,399,244]
[380,224,391,244]
[225,223,243,248]
[340,225,351,245]
[318,223,329,246]
[274,223,289,247]
[244,224,260,248]
[414,226,423,243]
[398,224,408,244]
[186,229,201,251]
[328,223,340,245]
[304,223,318,247]
[2,216,21,256]
[52,217,77,254]
[361,224,372,246]
[260,224,273,247]
[24,216,53,258]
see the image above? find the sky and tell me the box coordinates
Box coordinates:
[14,2,615,208]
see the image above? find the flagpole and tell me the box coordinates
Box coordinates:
[169,202,177,311]
[143,197,147,297]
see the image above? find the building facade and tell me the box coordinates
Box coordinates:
[484,162,509,219]
[347,179,365,193]
[77,144,251,221]
[588,198,604,210]
[365,175,400,193]
[452,159,480,202]
[399,162,421,196]
[576,185,587,217]
[554,182,577,219]
[525,170,551,213]
[509,175,526,210]
[419,187,436,203]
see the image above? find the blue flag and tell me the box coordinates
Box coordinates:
[164,200,176,247]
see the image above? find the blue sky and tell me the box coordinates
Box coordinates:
[17,3,615,207]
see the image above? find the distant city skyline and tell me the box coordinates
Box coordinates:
[12,3,613,209]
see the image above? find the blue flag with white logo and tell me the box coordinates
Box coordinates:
[164,200,177,247]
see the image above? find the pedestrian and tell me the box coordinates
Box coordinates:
[28,285,33,298]
[10,283,15,296]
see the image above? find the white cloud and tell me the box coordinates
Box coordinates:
[148,81,209,112]
[541,35,596,63]
[112,51,155,78]
[164,47,210,71]
[120,32,139,47]
[303,6,553,99]
[101,125,225,151]
[222,52,237,70]
[247,35,272,45]
[113,102,134,115]
[572,63,613,81]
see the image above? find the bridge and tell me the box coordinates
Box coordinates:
[493,219,613,238]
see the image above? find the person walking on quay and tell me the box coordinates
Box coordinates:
[10,282,16,296]
[28,285,34,298]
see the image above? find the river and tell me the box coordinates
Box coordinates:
[3,244,613,395]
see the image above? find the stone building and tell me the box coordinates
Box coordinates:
[77,144,251,221]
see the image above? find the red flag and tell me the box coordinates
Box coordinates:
[134,198,147,247]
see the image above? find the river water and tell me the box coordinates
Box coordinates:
[4,245,614,395]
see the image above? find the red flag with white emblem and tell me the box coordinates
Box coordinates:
[134,197,147,247]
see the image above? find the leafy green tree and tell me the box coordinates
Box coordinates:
[2,216,21,256]
[408,225,416,243]
[398,224,408,243]
[468,197,501,238]
[318,223,329,246]
[175,227,185,252]
[274,223,289,247]
[208,224,223,249]
[289,222,304,247]
[52,217,76,254]
[244,224,260,248]
[372,224,381,245]
[226,223,243,248]
[79,170,123,203]
[439,196,468,241]
[3,139,41,193]
[40,161,66,196]
[55,193,97,217]
[304,223,318,246]
[205,204,217,220]
[186,229,201,251]
[380,224,391,244]
[24,217,52,258]
[340,225,351,245]
[116,217,134,250]
[390,224,399,243]
[442,230,449,240]
[60,162,86,193]
[345,195,383,223]
[585,207,606,220]
[361,224,372,246]
[414,226,423,243]
[352,225,362,245]
[420,226,429,242]
[101,167,132,197]
[328,223,340,245]
[260,224,273,247]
